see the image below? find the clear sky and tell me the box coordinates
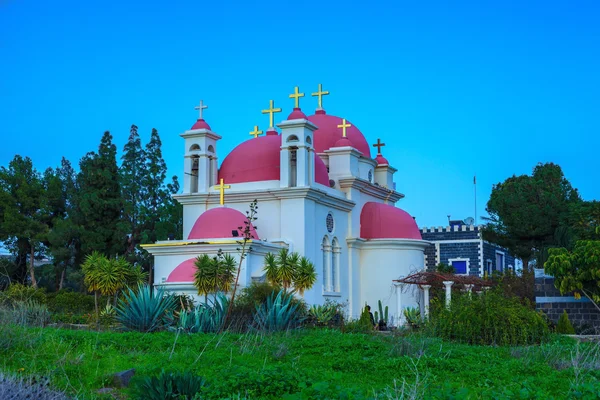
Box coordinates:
[1,0,598,228]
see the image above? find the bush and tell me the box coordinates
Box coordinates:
[0,301,50,327]
[253,290,303,332]
[173,294,229,333]
[45,290,96,314]
[116,284,177,332]
[131,370,205,400]
[0,283,46,306]
[556,310,576,334]
[345,305,374,333]
[0,372,69,400]
[426,289,550,345]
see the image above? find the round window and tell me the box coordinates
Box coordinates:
[368,170,373,183]
[326,213,334,233]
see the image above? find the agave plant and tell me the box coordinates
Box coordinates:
[308,304,336,326]
[116,284,176,332]
[253,289,302,332]
[131,370,206,400]
[403,307,421,329]
[175,294,230,333]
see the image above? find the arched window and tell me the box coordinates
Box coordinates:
[190,156,199,193]
[331,237,340,292]
[322,236,331,292]
[189,144,200,152]
[287,135,299,143]
[207,145,215,153]
[306,136,312,145]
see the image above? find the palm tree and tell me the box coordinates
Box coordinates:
[194,254,214,303]
[262,249,317,295]
[295,257,317,296]
[82,251,105,317]
[194,252,237,302]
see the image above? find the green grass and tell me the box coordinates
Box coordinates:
[1,325,599,399]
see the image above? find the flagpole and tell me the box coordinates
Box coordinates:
[474,175,477,225]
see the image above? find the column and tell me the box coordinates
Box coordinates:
[395,283,404,327]
[443,281,454,309]
[422,285,431,320]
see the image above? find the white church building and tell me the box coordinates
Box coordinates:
[144,86,429,322]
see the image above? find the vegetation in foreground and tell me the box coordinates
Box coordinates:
[1,325,599,399]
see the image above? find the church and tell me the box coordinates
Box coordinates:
[143,85,429,323]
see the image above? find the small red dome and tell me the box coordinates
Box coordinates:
[287,108,307,120]
[191,119,211,130]
[334,138,354,148]
[307,111,371,157]
[188,207,259,240]
[166,258,195,282]
[360,202,422,240]
[375,154,389,165]
[218,134,330,186]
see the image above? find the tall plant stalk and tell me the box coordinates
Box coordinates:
[221,200,258,331]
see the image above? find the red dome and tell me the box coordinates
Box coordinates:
[360,202,422,240]
[334,138,354,148]
[375,154,389,165]
[218,134,330,186]
[191,119,211,130]
[166,258,195,282]
[188,207,259,240]
[307,110,371,157]
[287,108,307,120]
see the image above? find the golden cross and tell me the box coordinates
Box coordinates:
[289,86,305,108]
[214,178,231,205]
[337,118,351,138]
[261,100,282,128]
[194,100,207,119]
[311,83,330,109]
[373,138,386,154]
[249,125,264,139]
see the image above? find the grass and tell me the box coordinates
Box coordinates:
[1,325,599,399]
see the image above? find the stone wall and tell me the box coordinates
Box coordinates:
[535,277,600,332]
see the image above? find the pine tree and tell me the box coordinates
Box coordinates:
[120,124,146,261]
[556,310,576,334]
[76,132,126,257]
[140,128,168,245]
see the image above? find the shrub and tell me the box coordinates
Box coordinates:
[174,294,229,333]
[426,289,550,345]
[131,370,205,400]
[45,290,96,314]
[403,307,421,330]
[556,310,576,334]
[253,290,302,332]
[0,301,50,327]
[0,283,46,306]
[116,284,176,332]
[345,305,374,333]
[0,372,69,400]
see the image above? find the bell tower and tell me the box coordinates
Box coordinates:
[181,100,221,194]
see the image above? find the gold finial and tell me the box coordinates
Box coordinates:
[249,125,264,139]
[337,118,351,138]
[194,100,208,119]
[261,100,282,128]
[289,86,305,109]
[373,138,386,154]
[214,178,231,206]
[311,83,330,109]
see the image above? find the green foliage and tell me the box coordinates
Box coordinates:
[116,284,177,332]
[491,269,536,307]
[403,307,421,329]
[253,289,302,332]
[545,240,600,306]
[556,310,576,334]
[427,290,550,345]
[194,251,236,301]
[307,303,337,326]
[0,300,50,327]
[0,283,46,305]
[436,263,455,274]
[374,299,389,326]
[263,249,317,294]
[174,294,229,333]
[346,305,374,333]
[131,370,206,400]
[45,290,95,317]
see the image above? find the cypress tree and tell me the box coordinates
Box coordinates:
[141,128,168,245]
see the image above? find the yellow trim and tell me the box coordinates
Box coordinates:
[140,240,254,248]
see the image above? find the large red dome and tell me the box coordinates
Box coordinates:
[218,134,330,186]
[307,110,371,157]
[188,207,259,240]
[166,258,195,282]
[360,202,422,240]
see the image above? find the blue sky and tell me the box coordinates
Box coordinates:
[1,0,598,227]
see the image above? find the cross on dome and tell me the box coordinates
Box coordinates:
[373,138,386,154]
[289,86,305,109]
[249,125,264,139]
[261,100,282,129]
[194,100,208,119]
[337,118,351,138]
[213,178,231,206]
[311,83,329,110]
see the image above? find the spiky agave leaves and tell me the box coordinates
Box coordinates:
[253,289,302,332]
[116,284,176,332]
[175,294,230,333]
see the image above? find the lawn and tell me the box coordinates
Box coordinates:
[1,325,599,399]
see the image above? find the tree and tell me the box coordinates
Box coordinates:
[483,163,581,273]
[545,239,600,312]
[120,124,147,261]
[193,251,236,303]
[264,248,317,294]
[0,155,47,287]
[76,132,126,257]
[140,128,168,245]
